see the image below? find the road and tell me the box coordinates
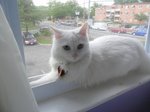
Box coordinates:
[54,24,144,39]
[25,25,145,77]
[25,45,51,77]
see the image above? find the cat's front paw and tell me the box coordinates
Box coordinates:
[57,64,68,78]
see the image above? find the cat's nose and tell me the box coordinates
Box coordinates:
[72,53,78,59]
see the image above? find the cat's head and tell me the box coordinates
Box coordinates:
[51,23,89,62]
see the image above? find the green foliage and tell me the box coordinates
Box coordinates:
[18,0,33,26]
[18,0,34,32]
[64,1,78,17]
[34,30,52,44]
[40,29,52,36]
[90,3,101,17]
[48,0,84,19]
[37,36,52,44]
[134,13,148,22]
[20,21,37,31]
[36,29,52,44]
[32,6,49,23]
[33,32,40,37]
[49,1,65,19]
[18,0,49,31]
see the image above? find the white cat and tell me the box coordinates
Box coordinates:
[30,23,150,87]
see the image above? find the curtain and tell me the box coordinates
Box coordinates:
[0,6,39,112]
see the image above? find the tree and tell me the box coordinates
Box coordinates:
[49,1,65,19]
[18,0,34,32]
[18,0,49,32]
[90,2,101,18]
[134,13,148,24]
[32,6,49,23]
[48,0,84,19]
[64,1,78,17]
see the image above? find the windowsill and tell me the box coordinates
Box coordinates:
[33,73,150,112]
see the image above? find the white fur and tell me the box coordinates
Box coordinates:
[30,26,150,87]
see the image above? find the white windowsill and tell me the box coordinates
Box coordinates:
[33,73,150,112]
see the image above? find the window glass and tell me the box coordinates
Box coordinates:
[17,0,149,80]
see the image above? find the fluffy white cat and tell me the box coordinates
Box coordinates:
[30,23,150,87]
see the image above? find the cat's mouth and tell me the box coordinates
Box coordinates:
[58,66,66,78]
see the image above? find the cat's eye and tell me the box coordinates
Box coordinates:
[63,45,71,51]
[77,44,84,50]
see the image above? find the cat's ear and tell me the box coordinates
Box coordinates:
[79,23,88,37]
[51,26,62,39]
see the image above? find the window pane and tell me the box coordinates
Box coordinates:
[17,0,148,80]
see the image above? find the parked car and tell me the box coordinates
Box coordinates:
[109,27,127,33]
[61,20,76,26]
[125,25,138,34]
[77,21,83,26]
[91,22,108,31]
[39,22,51,31]
[39,24,51,31]
[132,25,147,36]
[22,32,37,45]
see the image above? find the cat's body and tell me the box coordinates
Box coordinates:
[83,35,150,86]
[30,23,150,87]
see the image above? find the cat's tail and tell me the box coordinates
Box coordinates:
[30,71,59,87]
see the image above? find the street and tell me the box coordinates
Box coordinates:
[25,45,51,77]
[25,25,145,77]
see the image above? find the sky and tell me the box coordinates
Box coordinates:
[32,0,114,7]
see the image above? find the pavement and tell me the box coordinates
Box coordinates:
[24,45,51,77]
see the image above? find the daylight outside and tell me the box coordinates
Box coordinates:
[17,0,150,78]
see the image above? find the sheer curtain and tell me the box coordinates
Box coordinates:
[0,6,39,112]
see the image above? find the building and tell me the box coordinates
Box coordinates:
[95,2,150,24]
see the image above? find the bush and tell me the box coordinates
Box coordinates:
[37,36,52,44]
[34,32,40,37]
[40,28,52,36]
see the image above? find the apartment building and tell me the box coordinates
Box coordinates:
[95,2,150,24]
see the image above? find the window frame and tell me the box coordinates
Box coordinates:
[145,16,150,52]
[0,0,25,63]
[2,0,150,111]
